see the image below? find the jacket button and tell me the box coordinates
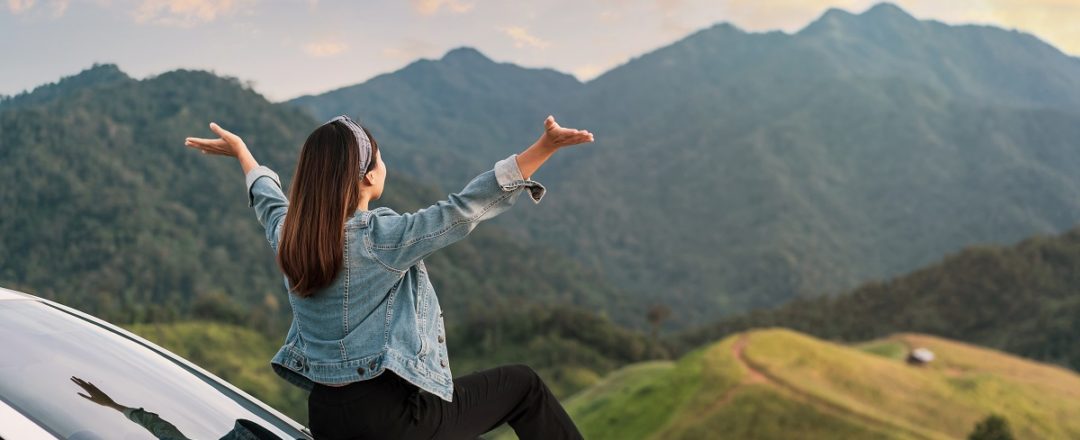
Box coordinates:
[357,367,365,375]
[440,359,447,368]
[438,335,444,343]
[369,360,377,369]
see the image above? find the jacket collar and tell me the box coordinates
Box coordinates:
[347,206,396,228]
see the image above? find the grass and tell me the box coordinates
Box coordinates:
[856,339,909,360]
[516,328,1080,440]
[657,385,898,440]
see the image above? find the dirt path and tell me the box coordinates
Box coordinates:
[733,333,768,384]
[680,333,936,440]
[710,333,769,406]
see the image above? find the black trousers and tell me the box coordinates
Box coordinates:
[307,363,584,440]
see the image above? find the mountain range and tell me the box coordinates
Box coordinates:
[286,2,1080,328]
[5,2,1080,334]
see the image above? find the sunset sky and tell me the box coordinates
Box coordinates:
[3,0,1079,102]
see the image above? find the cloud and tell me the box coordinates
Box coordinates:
[598,10,620,23]
[655,0,683,13]
[572,64,604,80]
[51,0,66,15]
[572,52,633,82]
[7,0,67,17]
[132,0,255,27]
[712,0,1080,54]
[717,0,865,33]
[7,0,36,13]
[382,38,439,61]
[411,0,473,15]
[978,0,1080,55]
[500,26,551,49]
[304,39,348,57]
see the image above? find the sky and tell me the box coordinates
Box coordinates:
[2,0,1079,102]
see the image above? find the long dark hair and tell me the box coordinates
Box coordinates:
[276,120,379,298]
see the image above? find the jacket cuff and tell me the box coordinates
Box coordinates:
[494,153,546,204]
[245,165,282,207]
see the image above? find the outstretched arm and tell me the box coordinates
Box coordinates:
[184,122,288,246]
[71,376,191,439]
[368,115,594,272]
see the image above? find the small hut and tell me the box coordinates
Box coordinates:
[906,347,935,365]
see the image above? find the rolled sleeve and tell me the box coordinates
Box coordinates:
[494,153,546,204]
[122,407,189,439]
[367,153,547,272]
[245,165,282,208]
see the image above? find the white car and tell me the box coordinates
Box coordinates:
[0,286,312,440]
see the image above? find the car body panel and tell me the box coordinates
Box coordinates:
[0,286,313,440]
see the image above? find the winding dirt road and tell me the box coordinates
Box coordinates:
[685,333,934,440]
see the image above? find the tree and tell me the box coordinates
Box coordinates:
[646,303,672,340]
[968,414,1014,440]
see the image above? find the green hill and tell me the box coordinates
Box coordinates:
[673,226,1080,371]
[487,329,1080,440]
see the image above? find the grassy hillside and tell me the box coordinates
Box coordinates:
[488,329,1080,439]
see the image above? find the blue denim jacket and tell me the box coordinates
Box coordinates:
[244,153,545,402]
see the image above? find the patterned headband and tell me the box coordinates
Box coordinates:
[324,115,372,175]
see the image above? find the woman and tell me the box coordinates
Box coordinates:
[184,114,593,439]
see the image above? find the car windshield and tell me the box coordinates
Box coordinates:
[0,300,304,440]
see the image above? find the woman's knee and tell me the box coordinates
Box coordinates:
[505,363,541,385]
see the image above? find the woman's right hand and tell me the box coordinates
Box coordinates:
[184,122,250,158]
[537,115,594,150]
[185,122,262,175]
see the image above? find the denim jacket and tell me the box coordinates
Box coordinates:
[244,153,545,402]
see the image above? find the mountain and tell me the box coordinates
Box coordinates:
[489,329,1080,439]
[798,3,1080,111]
[672,224,1080,371]
[0,63,134,112]
[286,2,1080,329]
[0,63,641,330]
[0,66,312,324]
[289,46,583,188]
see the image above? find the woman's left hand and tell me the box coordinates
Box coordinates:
[71,376,120,409]
[185,122,249,157]
[537,115,593,150]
